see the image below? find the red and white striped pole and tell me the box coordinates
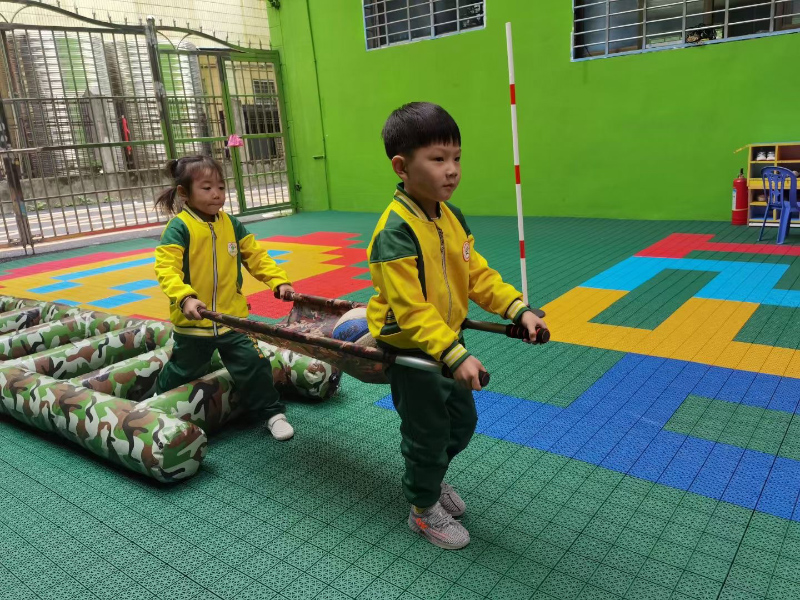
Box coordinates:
[506,22,528,306]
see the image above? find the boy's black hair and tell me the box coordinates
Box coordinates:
[381,102,461,158]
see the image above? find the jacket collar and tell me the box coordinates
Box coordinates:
[393,184,441,221]
[183,205,220,223]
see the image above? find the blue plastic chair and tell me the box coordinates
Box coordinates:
[759,166,799,245]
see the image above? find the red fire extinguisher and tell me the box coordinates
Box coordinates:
[732,168,748,226]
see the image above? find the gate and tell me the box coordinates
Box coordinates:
[0,2,294,251]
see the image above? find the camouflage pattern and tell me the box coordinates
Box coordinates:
[0,296,32,313]
[140,368,239,435]
[0,306,44,335]
[0,294,343,482]
[0,304,91,336]
[0,366,206,482]
[6,321,171,379]
[75,346,172,402]
[252,340,340,399]
[0,311,140,360]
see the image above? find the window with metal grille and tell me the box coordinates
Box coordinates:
[364,1,485,50]
[573,1,800,60]
[253,79,277,106]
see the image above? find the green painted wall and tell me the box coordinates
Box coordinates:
[268,1,330,211]
[269,1,800,220]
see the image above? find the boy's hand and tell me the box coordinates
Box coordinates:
[453,356,487,391]
[520,311,548,344]
[275,284,295,300]
[182,297,206,321]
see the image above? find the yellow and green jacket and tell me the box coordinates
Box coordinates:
[155,206,291,336]
[367,185,530,371]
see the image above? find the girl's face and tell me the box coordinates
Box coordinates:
[182,171,226,218]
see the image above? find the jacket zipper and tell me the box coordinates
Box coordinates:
[435,222,453,325]
[208,222,218,336]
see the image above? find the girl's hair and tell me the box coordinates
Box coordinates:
[154,155,225,216]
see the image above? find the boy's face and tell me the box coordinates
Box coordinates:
[393,143,461,205]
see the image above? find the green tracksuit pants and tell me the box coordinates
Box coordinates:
[156,331,285,419]
[388,361,478,508]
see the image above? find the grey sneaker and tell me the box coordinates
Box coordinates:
[440,482,466,517]
[408,502,470,550]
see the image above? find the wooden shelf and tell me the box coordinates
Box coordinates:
[743,142,800,230]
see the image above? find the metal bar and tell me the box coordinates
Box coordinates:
[217,56,246,212]
[144,17,176,159]
[0,101,33,252]
[724,0,730,37]
[770,0,777,32]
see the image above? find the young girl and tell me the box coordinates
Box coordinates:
[153,155,295,440]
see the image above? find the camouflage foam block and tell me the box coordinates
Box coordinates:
[0,304,86,336]
[0,306,43,335]
[0,296,34,313]
[139,368,239,434]
[0,311,141,361]
[207,339,340,400]
[73,346,172,402]
[0,366,206,482]
[6,321,172,379]
[255,341,340,400]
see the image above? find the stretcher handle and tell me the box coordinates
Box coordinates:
[462,314,550,345]
[397,355,490,388]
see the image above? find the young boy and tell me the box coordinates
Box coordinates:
[367,102,547,549]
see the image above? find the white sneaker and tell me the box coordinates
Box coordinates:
[756,151,767,161]
[767,151,776,161]
[266,413,294,441]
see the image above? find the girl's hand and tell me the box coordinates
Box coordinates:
[275,284,295,300]
[182,297,206,320]
[519,311,548,344]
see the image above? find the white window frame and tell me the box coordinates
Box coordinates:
[572,0,800,61]
[363,1,486,51]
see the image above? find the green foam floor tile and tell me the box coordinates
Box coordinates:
[427,552,472,582]
[488,577,536,600]
[314,587,353,600]
[673,571,723,600]
[405,570,453,600]
[259,562,302,593]
[537,570,585,600]
[475,543,519,574]
[624,578,673,600]
[602,546,648,576]
[355,578,404,600]
[279,574,327,600]
[767,576,800,600]
[724,584,770,600]
[637,558,683,590]
[354,547,397,577]
[589,564,635,597]
[578,584,623,600]
[331,537,373,563]
[725,565,772,597]
[455,562,504,596]
[237,582,277,600]
[441,584,485,600]
[331,566,375,597]
[506,558,551,588]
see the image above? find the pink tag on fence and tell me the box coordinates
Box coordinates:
[227,134,244,147]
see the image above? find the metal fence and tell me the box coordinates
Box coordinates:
[0,2,294,251]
